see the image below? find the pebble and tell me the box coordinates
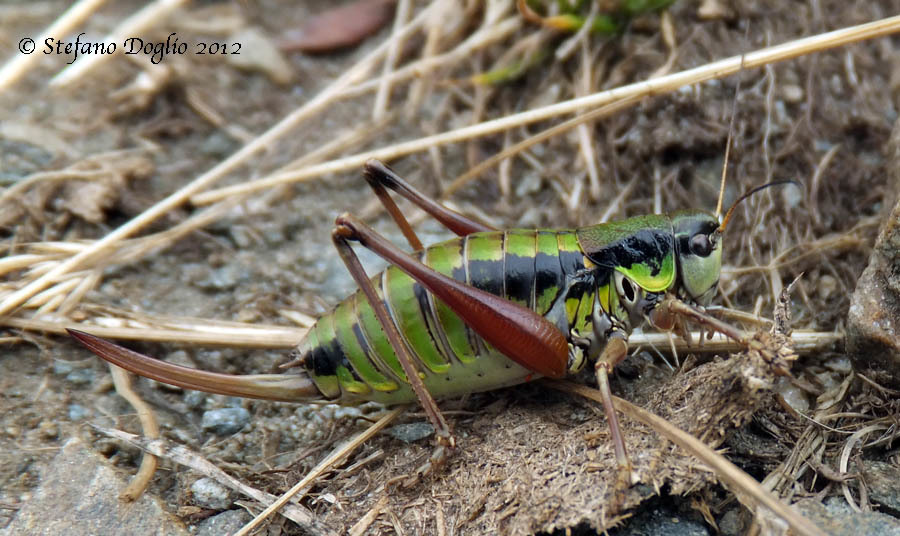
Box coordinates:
[201,407,250,435]
[0,437,188,536]
[190,477,234,510]
[611,506,709,536]
[184,390,208,410]
[67,404,90,421]
[199,131,236,159]
[847,119,900,385]
[194,509,251,536]
[862,461,900,512]
[52,360,76,376]
[64,368,95,386]
[53,359,96,385]
[795,496,900,536]
[37,421,58,440]
[775,377,809,413]
[387,422,434,443]
[195,265,243,290]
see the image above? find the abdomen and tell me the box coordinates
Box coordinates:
[293,229,586,404]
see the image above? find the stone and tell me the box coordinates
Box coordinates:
[794,497,900,536]
[862,460,900,513]
[847,118,900,385]
[201,407,250,435]
[610,506,709,536]
[386,422,434,443]
[0,437,187,536]
[194,509,251,536]
[190,477,234,510]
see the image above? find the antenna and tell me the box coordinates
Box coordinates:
[718,180,800,234]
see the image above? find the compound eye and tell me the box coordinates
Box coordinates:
[689,233,713,257]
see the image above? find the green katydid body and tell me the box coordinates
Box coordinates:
[296,209,723,405]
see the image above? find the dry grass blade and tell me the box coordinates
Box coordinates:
[2,316,305,347]
[372,0,410,120]
[554,382,826,536]
[349,495,390,536]
[107,365,159,502]
[630,329,839,355]
[839,423,890,512]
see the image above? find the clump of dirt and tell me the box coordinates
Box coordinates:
[304,327,798,534]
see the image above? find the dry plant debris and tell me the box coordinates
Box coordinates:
[277,0,398,54]
[1,0,900,534]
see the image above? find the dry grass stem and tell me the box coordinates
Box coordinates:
[2,316,305,347]
[0,255,64,278]
[341,11,523,98]
[372,0,411,121]
[839,423,890,511]
[12,294,840,355]
[108,365,159,502]
[349,495,390,536]
[443,93,646,198]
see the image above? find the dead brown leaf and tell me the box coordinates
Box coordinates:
[278,0,397,54]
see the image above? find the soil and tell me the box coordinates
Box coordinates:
[1,1,899,534]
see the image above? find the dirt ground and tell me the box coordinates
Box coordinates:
[1,1,899,534]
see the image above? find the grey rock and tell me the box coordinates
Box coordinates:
[195,264,244,291]
[199,131,236,159]
[794,497,900,536]
[229,225,255,248]
[387,422,435,443]
[52,359,76,376]
[610,506,709,536]
[195,508,251,536]
[847,119,900,385]
[0,437,188,536]
[67,404,90,421]
[0,139,53,183]
[184,390,208,410]
[190,477,234,510]
[201,407,250,435]
[717,508,746,536]
[64,368,95,385]
[862,460,900,513]
[53,359,96,385]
